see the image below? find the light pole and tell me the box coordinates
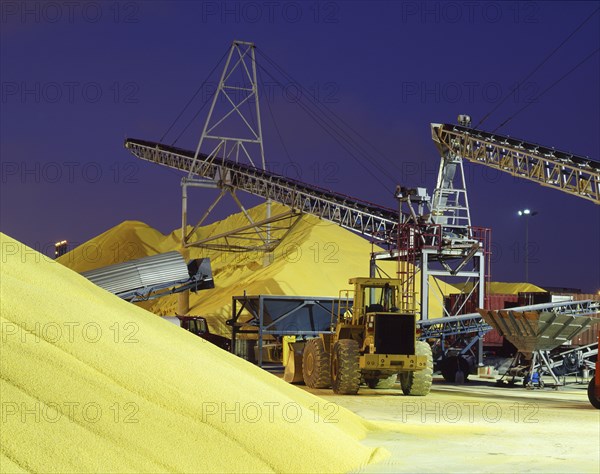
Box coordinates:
[517,209,538,282]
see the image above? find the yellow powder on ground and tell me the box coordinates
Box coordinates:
[1,233,387,473]
[58,203,457,336]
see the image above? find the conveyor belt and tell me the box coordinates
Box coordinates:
[432,123,600,204]
[81,251,214,302]
[419,300,600,344]
[125,138,399,242]
[418,312,492,339]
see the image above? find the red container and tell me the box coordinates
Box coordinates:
[485,294,518,311]
[483,329,504,347]
[445,293,478,315]
[482,294,519,347]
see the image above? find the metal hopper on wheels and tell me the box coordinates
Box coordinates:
[478,300,600,388]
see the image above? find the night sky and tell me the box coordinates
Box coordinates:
[1,1,599,293]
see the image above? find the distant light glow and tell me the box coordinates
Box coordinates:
[518,209,538,217]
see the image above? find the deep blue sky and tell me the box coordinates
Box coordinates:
[1,1,599,292]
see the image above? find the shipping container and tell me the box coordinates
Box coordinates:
[518,292,551,306]
[485,294,519,311]
[482,329,504,347]
[481,295,518,347]
[445,293,478,315]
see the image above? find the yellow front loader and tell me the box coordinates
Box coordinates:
[285,277,433,395]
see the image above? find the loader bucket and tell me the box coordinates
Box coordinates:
[283,342,305,384]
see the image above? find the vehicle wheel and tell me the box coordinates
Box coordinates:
[588,378,600,409]
[302,338,331,388]
[399,341,433,396]
[441,356,470,383]
[331,339,361,395]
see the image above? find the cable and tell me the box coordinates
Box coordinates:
[256,61,396,192]
[171,90,215,146]
[493,47,600,132]
[255,49,405,175]
[257,67,294,164]
[160,47,229,143]
[475,6,599,129]
[255,49,399,189]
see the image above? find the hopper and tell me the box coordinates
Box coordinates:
[478,300,600,354]
[478,300,600,387]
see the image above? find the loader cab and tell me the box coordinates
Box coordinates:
[345,278,417,357]
[349,277,401,322]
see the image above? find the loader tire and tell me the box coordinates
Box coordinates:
[440,355,470,383]
[587,378,600,409]
[331,339,361,395]
[302,338,331,388]
[399,341,433,396]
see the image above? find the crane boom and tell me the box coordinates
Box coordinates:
[432,123,600,204]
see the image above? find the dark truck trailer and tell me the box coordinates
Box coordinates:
[165,316,231,352]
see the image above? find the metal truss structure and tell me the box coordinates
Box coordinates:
[127,40,401,252]
[125,138,399,244]
[538,341,598,378]
[178,40,276,250]
[432,122,600,205]
[372,185,491,322]
[430,116,473,236]
[418,311,492,340]
[418,311,492,366]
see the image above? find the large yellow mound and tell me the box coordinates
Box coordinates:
[0,233,386,473]
[454,281,545,295]
[57,220,167,273]
[58,203,457,335]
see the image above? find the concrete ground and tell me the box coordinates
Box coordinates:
[302,376,600,473]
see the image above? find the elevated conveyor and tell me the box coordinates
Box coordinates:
[81,251,214,302]
[125,138,399,242]
[432,123,600,204]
